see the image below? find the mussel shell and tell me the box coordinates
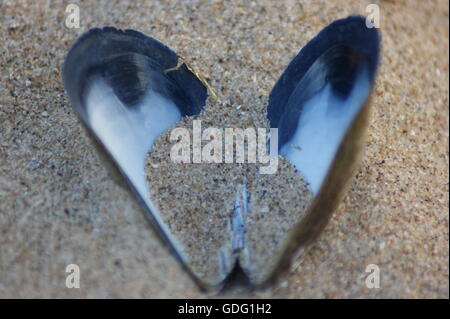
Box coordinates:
[263,16,380,286]
[63,27,207,120]
[62,16,380,291]
[62,27,212,289]
[268,16,379,131]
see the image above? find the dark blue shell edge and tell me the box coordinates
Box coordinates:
[267,16,381,129]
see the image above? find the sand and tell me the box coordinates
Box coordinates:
[145,111,312,287]
[0,0,448,298]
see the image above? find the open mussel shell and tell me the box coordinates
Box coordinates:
[62,15,380,291]
[62,27,212,289]
[263,16,380,286]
